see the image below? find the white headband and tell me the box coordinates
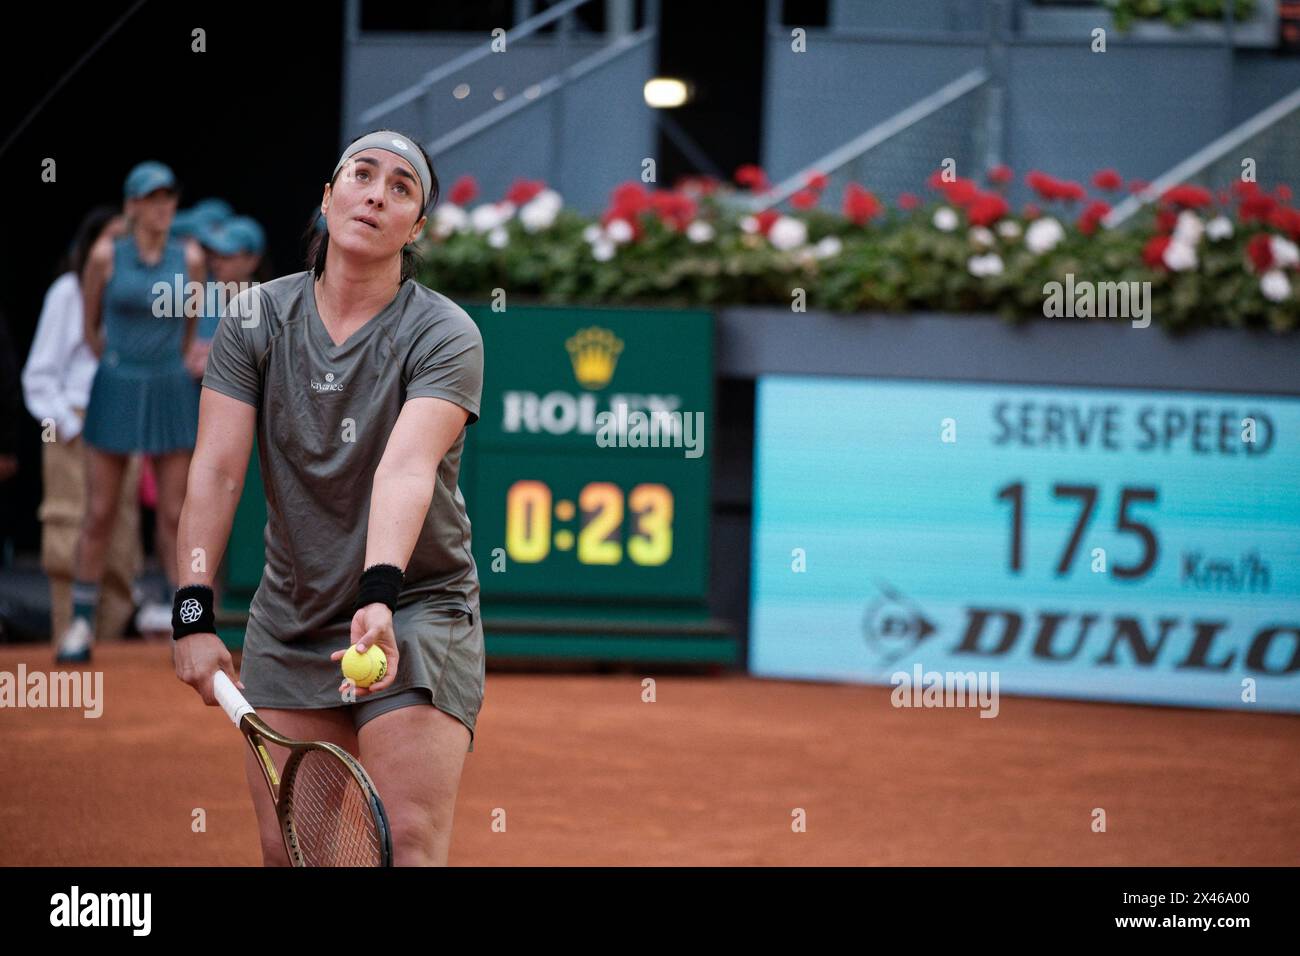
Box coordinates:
[331,131,433,212]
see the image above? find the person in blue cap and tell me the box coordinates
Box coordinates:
[54,160,206,662]
[184,215,269,378]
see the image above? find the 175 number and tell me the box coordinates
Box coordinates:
[996,482,1158,579]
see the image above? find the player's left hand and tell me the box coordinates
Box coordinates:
[332,603,399,698]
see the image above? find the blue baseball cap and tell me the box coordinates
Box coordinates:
[170,209,201,238]
[124,161,177,199]
[201,216,266,256]
[191,198,235,223]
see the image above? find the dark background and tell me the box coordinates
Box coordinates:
[0,0,776,557]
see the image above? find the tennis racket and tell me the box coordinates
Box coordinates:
[212,670,393,867]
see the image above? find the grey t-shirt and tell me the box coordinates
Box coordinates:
[201,270,483,640]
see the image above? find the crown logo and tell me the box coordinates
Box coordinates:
[565,326,623,390]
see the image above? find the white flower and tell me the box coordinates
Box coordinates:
[606,218,634,244]
[813,235,843,259]
[768,215,808,251]
[591,237,616,262]
[686,220,715,244]
[1205,216,1233,242]
[1162,239,1198,272]
[470,202,510,233]
[740,215,760,234]
[531,189,562,213]
[1025,217,1065,254]
[582,223,603,243]
[519,192,561,232]
[1260,269,1291,302]
[996,220,1022,240]
[433,203,468,238]
[1269,235,1300,268]
[932,207,959,232]
[967,253,1004,277]
[487,226,509,249]
[1173,210,1204,246]
[969,226,995,248]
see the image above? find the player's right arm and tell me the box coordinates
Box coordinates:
[173,387,255,703]
[173,268,265,699]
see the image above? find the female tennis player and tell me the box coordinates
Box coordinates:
[56,162,204,662]
[171,129,485,867]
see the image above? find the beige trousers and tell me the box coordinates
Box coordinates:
[40,411,142,643]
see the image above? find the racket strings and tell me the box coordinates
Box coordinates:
[287,750,384,866]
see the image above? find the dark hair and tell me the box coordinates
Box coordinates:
[304,128,438,282]
[60,206,119,280]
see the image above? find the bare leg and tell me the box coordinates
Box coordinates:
[359,704,471,866]
[75,448,130,584]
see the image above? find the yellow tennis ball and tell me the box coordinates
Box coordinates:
[341,644,387,688]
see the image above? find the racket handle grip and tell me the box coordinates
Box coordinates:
[212,670,254,727]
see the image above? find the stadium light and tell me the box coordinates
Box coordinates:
[643,77,690,109]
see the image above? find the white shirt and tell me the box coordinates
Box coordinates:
[21,272,99,441]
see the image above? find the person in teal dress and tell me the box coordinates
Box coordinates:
[56,160,206,662]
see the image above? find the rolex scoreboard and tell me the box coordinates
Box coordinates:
[459,304,730,663]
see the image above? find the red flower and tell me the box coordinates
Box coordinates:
[842,183,883,225]
[753,209,780,235]
[1092,169,1123,192]
[1246,233,1275,273]
[649,190,697,230]
[1061,180,1087,202]
[1077,200,1111,235]
[1026,170,1085,202]
[1277,185,1294,203]
[804,170,829,191]
[1128,179,1150,194]
[967,192,1009,226]
[1022,203,1041,220]
[1270,206,1300,240]
[790,189,819,210]
[897,192,920,211]
[734,164,769,192]
[941,177,980,207]
[987,164,1014,185]
[449,174,478,206]
[1155,208,1177,232]
[1143,235,1171,269]
[926,169,951,190]
[505,178,546,205]
[1236,182,1276,223]
[1160,184,1213,210]
[602,181,651,238]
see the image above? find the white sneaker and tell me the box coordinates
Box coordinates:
[56,618,93,663]
[135,601,174,634]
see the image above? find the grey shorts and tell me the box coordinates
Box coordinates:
[351,687,475,752]
[241,601,485,754]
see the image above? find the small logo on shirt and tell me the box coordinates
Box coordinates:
[311,371,345,392]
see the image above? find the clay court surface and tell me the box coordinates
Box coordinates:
[1,640,1297,866]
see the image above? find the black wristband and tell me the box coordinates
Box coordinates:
[172,585,216,640]
[356,563,404,613]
